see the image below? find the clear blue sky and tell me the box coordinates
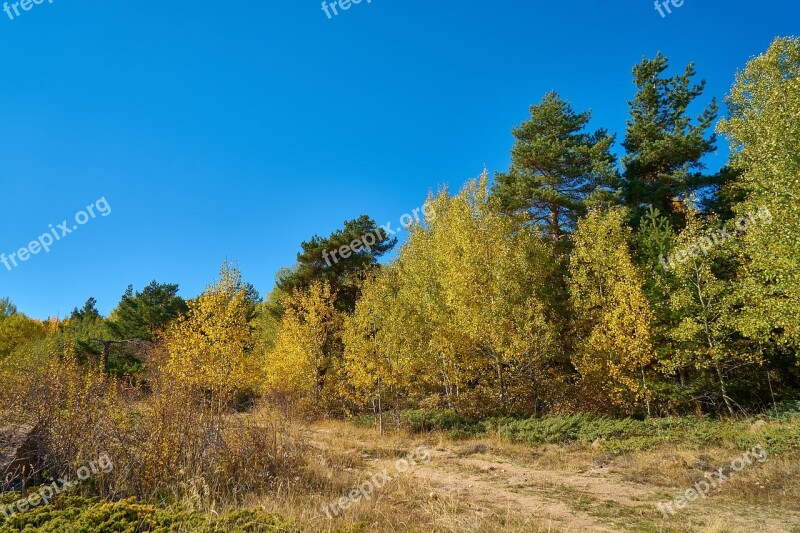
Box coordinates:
[0,0,797,319]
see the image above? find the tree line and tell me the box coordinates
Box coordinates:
[1,37,798,419]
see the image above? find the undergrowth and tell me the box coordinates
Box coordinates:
[0,494,296,532]
[398,405,800,453]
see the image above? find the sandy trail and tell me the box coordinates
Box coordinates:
[303,426,798,532]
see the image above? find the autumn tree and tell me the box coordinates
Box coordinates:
[263,281,345,412]
[251,288,284,356]
[342,268,417,422]
[718,37,800,353]
[0,300,46,359]
[663,208,759,415]
[342,203,445,414]
[345,175,561,416]
[569,207,655,414]
[163,263,256,406]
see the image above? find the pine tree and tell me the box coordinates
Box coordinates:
[0,297,17,320]
[492,92,618,243]
[278,215,396,313]
[108,281,187,341]
[622,54,719,225]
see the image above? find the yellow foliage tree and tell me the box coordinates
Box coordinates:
[344,173,560,416]
[0,312,46,359]
[718,37,800,351]
[164,263,255,405]
[263,281,344,411]
[569,207,655,414]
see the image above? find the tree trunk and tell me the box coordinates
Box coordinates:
[377,376,383,436]
[715,362,735,416]
[550,205,561,242]
[100,341,111,374]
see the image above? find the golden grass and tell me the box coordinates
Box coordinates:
[240,418,800,532]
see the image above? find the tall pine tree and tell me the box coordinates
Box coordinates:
[622,54,719,226]
[492,92,618,243]
[278,215,396,313]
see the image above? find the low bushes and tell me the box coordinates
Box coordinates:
[0,353,307,514]
[400,409,800,453]
[0,495,295,532]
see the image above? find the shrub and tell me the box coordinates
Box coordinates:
[0,495,296,532]
[401,409,800,454]
[401,410,481,438]
[0,349,306,511]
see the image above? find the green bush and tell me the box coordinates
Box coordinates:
[0,495,296,532]
[499,415,652,446]
[733,425,800,454]
[401,409,481,438]
[401,409,800,454]
[769,400,800,420]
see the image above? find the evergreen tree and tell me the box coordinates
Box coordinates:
[492,92,618,243]
[108,281,188,341]
[278,215,396,313]
[622,54,719,225]
[63,298,109,368]
[0,297,18,320]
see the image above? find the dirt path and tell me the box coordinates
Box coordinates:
[303,426,799,532]
[303,427,624,531]
[411,450,615,532]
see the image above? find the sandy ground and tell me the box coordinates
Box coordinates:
[302,423,800,532]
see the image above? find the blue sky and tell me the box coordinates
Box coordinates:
[0,0,797,319]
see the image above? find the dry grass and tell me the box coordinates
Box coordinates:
[239,419,800,532]
[2,358,798,532]
[0,357,306,509]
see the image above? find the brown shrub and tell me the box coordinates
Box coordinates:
[0,349,306,510]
